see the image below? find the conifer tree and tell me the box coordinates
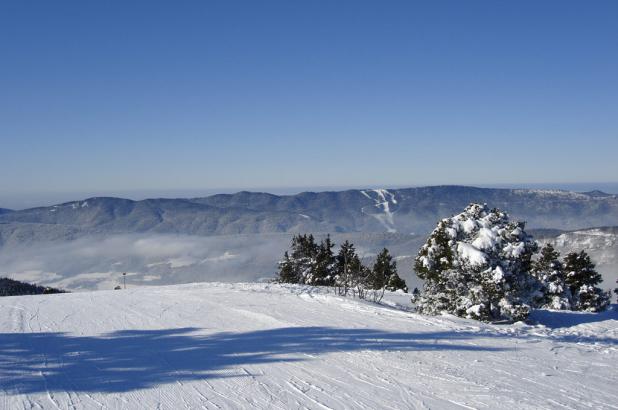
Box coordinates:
[291,234,319,284]
[386,271,408,293]
[413,203,538,322]
[532,244,571,310]
[367,248,396,302]
[311,235,336,286]
[275,234,318,284]
[335,240,362,295]
[277,251,298,283]
[563,251,610,312]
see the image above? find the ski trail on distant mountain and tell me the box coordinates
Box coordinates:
[361,189,398,233]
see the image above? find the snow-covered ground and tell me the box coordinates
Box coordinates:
[1,283,616,409]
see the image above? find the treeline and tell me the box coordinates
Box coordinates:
[276,234,408,302]
[0,277,66,297]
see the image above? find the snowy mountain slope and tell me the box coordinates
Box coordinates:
[1,283,616,409]
[360,189,398,233]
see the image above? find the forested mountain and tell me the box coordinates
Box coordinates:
[1,186,618,247]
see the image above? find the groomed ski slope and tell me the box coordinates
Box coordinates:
[1,283,616,409]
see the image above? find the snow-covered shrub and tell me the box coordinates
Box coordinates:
[413,203,538,322]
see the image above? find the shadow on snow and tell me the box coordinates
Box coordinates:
[1,326,507,394]
[530,304,618,328]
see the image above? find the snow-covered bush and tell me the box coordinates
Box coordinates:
[413,203,538,322]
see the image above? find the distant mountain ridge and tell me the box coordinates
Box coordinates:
[1,185,618,247]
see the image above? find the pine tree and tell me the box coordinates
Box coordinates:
[563,251,610,312]
[275,234,319,284]
[367,248,395,302]
[371,248,408,293]
[335,240,362,295]
[308,235,336,286]
[532,244,571,310]
[386,271,408,293]
[291,234,319,284]
[413,203,538,322]
[277,251,298,283]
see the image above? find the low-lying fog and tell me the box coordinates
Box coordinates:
[0,233,425,291]
[2,230,616,293]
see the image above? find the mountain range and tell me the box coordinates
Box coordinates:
[1,185,618,247]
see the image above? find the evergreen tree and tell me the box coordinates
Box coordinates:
[277,251,298,283]
[275,234,318,284]
[310,235,336,286]
[413,203,538,322]
[386,271,408,293]
[367,248,397,301]
[291,234,319,284]
[369,248,408,293]
[335,240,362,295]
[532,244,571,310]
[563,251,610,312]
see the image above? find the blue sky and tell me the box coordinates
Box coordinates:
[1,1,617,206]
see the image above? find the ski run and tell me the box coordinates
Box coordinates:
[1,282,616,409]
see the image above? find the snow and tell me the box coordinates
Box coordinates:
[1,283,617,409]
[471,227,499,250]
[457,242,487,266]
[461,218,477,234]
[492,266,505,282]
[360,189,398,233]
[513,189,590,200]
[503,242,526,258]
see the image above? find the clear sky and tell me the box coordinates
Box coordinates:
[1,1,617,206]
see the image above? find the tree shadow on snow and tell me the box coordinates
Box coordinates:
[0,326,507,394]
[530,304,618,329]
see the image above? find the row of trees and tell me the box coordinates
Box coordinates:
[532,244,608,312]
[413,203,610,322]
[275,203,612,323]
[276,234,408,302]
[0,277,66,297]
